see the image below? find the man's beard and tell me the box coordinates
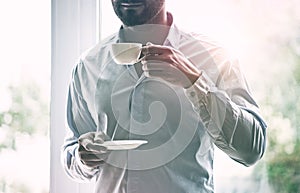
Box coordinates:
[112,0,164,26]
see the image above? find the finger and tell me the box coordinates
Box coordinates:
[78,139,107,152]
[78,132,96,142]
[144,70,171,78]
[80,155,107,168]
[142,54,174,64]
[79,138,94,151]
[94,132,107,143]
[82,161,104,168]
[79,153,101,162]
[79,152,110,161]
[78,132,95,148]
[141,45,170,56]
[85,143,108,152]
[142,59,171,68]
[142,62,166,71]
[141,42,154,55]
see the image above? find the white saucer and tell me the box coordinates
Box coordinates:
[102,140,148,150]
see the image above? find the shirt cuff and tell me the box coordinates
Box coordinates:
[184,71,215,108]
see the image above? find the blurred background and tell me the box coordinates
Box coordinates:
[0,0,299,192]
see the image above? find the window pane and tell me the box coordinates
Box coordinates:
[0,0,50,192]
[100,0,120,39]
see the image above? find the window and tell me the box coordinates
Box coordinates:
[0,0,50,192]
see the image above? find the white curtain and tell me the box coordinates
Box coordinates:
[51,0,99,192]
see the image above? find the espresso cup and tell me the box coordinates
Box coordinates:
[111,43,142,65]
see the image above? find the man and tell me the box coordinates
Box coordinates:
[62,0,267,192]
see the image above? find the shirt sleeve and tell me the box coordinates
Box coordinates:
[184,60,267,167]
[61,63,99,182]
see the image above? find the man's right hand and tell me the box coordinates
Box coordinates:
[77,131,110,168]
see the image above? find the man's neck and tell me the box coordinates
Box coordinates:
[120,12,172,45]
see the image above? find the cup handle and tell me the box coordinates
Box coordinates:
[135,55,147,64]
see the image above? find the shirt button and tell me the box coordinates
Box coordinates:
[190,91,196,97]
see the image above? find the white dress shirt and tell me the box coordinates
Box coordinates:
[62,13,267,193]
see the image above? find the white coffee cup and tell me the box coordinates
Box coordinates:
[111,43,142,65]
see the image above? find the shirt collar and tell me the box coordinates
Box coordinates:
[164,12,181,49]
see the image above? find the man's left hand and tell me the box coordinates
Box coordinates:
[141,43,201,88]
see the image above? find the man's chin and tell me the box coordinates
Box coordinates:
[122,21,145,26]
[120,16,147,26]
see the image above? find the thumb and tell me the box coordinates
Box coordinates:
[142,42,154,55]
